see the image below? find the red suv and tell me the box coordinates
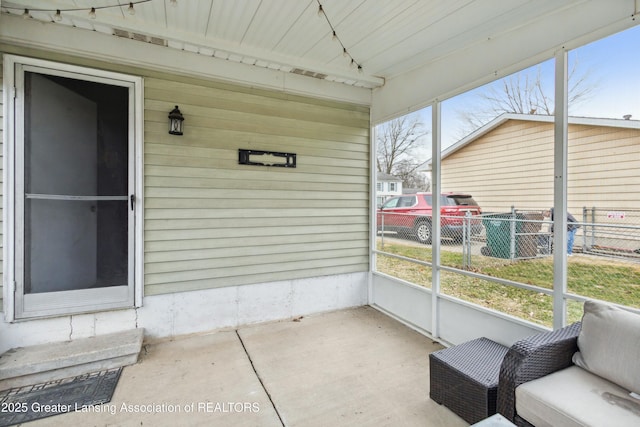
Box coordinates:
[377,193,483,244]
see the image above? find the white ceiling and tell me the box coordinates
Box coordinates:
[1,0,592,89]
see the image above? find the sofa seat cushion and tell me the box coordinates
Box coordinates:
[515,365,640,427]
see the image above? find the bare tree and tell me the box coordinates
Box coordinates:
[456,58,597,138]
[393,160,430,191]
[376,116,430,190]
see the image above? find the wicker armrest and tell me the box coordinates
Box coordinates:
[497,322,582,422]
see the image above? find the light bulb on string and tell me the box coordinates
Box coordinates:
[317,1,363,73]
[6,1,157,22]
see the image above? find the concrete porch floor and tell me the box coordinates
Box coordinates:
[27,307,467,427]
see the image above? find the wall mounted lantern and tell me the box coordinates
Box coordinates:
[168,105,184,135]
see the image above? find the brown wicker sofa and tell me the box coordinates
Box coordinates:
[497,301,640,427]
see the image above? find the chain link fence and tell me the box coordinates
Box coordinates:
[466,209,550,265]
[376,207,640,319]
[581,207,640,259]
[377,207,640,263]
[459,207,640,264]
[377,210,483,248]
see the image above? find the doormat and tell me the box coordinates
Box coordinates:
[0,367,122,427]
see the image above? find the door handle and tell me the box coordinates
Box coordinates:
[130,194,135,211]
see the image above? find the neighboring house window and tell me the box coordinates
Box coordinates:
[377,182,383,191]
[4,56,143,320]
[389,182,397,192]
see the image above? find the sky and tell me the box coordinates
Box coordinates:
[386,23,640,160]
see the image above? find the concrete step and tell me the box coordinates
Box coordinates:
[0,328,144,390]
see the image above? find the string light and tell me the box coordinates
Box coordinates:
[316,1,363,73]
[8,0,355,76]
[2,0,156,22]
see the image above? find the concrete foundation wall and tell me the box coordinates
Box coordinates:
[0,272,368,353]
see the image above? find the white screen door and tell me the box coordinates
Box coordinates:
[7,57,142,319]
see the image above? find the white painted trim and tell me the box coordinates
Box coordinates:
[134,75,145,309]
[0,14,372,106]
[2,56,17,322]
[368,117,377,306]
[431,102,442,339]
[2,54,144,320]
[371,2,639,124]
[553,50,569,330]
[371,304,440,344]
[371,273,547,347]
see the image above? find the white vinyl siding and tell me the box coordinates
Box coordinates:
[143,77,370,295]
[441,119,640,213]
[1,48,369,306]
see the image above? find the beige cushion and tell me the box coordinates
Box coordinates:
[516,365,640,427]
[572,300,640,394]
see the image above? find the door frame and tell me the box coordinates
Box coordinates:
[3,55,144,321]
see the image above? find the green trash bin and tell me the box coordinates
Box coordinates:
[482,213,521,259]
[482,213,543,259]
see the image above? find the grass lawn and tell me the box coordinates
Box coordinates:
[376,242,640,327]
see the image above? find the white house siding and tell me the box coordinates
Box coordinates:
[143,75,371,296]
[441,119,640,214]
[0,48,370,312]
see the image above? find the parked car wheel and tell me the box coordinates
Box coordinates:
[414,220,432,244]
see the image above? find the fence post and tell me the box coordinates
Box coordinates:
[582,206,587,254]
[463,211,472,269]
[591,206,596,250]
[462,212,467,269]
[510,206,516,260]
